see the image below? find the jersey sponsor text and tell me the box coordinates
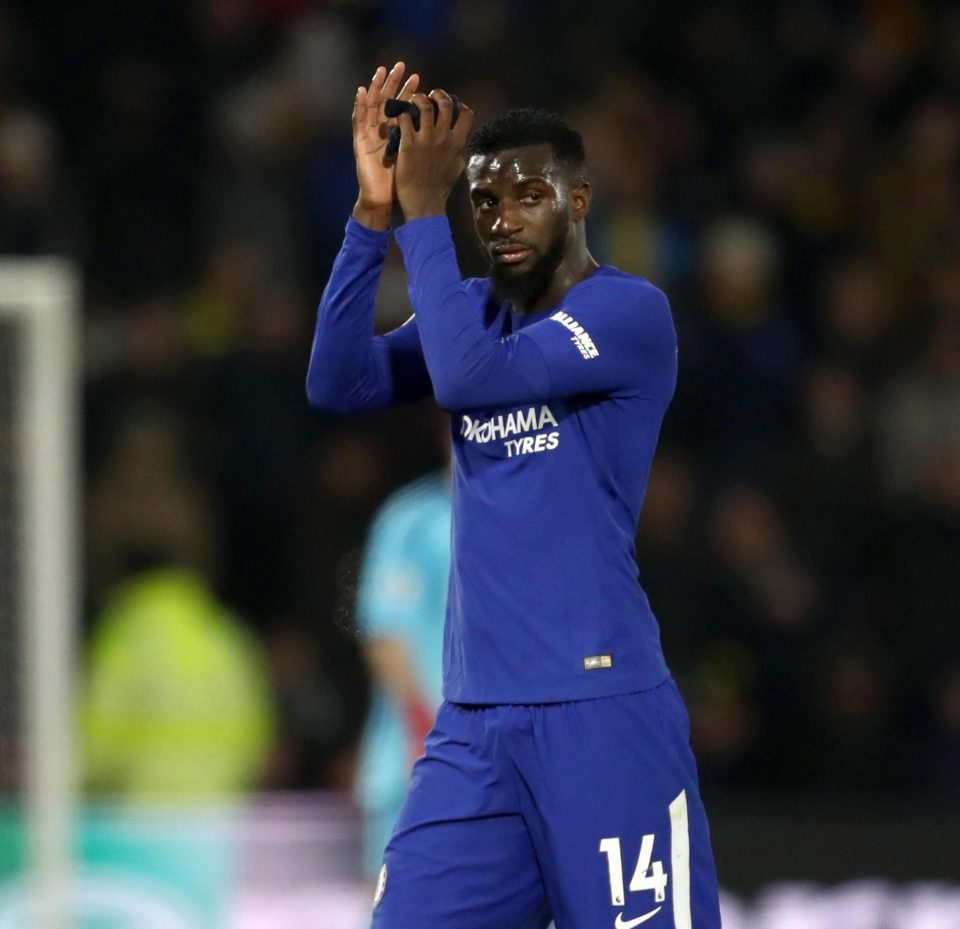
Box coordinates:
[460,405,560,458]
[551,310,600,359]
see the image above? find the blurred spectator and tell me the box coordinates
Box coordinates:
[83,51,200,300]
[84,296,209,480]
[202,8,359,289]
[85,411,217,608]
[702,485,822,785]
[0,107,83,258]
[289,408,445,625]
[636,445,705,673]
[179,242,267,358]
[924,663,960,798]
[874,315,960,505]
[2,0,958,803]
[860,99,960,283]
[816,257,903,383]
[880,422,960,678]
[684,642,762,792]
[262,622,363,792]
[706,485,821,636]
[290,425,390,627]
[776,361,879,581]
[203,287,317,622]
[576,67,693,288]
[795,637,900,795]
[81,566,274,800]
[681,216,807,468]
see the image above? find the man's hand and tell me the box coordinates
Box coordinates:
[395,90,475,222]
[352,62,419,231]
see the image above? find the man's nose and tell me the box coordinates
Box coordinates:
[492,205,521,236]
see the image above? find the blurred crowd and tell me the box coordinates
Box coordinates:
[1,0,958,801]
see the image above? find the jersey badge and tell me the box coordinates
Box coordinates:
[584,654,614,670]
[373,863,387,907]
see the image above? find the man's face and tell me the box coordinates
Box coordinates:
[467,144,574,309]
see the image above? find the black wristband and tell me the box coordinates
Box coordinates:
[384,95,460,157]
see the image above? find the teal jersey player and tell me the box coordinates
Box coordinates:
[355,472,450,876]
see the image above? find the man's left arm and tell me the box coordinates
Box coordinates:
[395,215,677,408]
[392,91,675,410]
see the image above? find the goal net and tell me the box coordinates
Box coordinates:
[0,257,80,928]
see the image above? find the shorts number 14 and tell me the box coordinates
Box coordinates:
[598,834,667,906]
[597,789,691,929]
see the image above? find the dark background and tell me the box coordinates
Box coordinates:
[2,0,959,819]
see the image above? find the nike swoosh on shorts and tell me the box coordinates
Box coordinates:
[613,906,662,929]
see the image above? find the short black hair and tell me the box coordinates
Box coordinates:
[467,108,586,176]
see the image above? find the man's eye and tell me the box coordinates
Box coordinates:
[522,192,541,204]
[478,198,496,210]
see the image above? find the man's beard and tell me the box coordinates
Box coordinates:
[487,227,568,312]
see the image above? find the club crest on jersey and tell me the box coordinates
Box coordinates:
[373,863,387,907]
[550,310,599,359]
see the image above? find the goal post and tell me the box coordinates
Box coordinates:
[0,257,80,928]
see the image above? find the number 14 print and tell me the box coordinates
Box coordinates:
[597,790,691,929]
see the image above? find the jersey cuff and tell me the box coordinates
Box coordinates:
[345,216,391,253]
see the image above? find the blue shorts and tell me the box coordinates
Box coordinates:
[371,678,721,929]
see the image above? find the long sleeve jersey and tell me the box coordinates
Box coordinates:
[308,215,677,703]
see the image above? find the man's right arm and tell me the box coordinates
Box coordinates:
[307,62,432,413]
[306,217,432,412]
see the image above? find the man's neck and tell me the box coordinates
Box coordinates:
[520,248,600,315]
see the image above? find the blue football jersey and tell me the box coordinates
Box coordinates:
[309,216,677,704]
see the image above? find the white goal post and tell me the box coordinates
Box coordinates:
[0,257,80,929]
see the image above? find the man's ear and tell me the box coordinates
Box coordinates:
[570,179,591,222]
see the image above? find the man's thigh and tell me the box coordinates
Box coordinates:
[372,702,551,929]
[509,680,722,929]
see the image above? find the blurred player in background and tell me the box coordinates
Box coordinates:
[307,62,721,929]
[355,466,450,879]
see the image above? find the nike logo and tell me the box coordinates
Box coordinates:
[614,907,662,929]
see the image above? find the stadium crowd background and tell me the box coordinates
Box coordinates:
[1,0,958,803]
